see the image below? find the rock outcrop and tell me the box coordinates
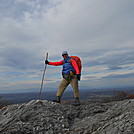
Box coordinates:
[0,99,134,134]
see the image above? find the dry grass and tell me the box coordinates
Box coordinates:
[128,94,134,99]
[102,91,134,103]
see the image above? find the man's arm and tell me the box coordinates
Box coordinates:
[48,60,63,66]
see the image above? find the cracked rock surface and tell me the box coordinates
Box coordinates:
[0,99,134,134]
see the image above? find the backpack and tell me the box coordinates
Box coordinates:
[70,56,82,73]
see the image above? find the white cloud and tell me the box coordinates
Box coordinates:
[0,0,134,92]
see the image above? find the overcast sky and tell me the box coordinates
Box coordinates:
[0,0,134,93]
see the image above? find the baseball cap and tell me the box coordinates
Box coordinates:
[62,51,68,55]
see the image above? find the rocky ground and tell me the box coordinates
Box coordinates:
[0,99,134,134]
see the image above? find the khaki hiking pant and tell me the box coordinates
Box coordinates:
[56,75,80,98]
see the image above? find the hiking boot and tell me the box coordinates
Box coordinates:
[73,98,80,106]
[52,96,61,103]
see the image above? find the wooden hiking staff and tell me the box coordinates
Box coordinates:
[38,52,48,98]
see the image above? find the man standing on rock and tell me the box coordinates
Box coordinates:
[45,51,81,106]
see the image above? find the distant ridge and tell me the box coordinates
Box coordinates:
[1,88,134,104]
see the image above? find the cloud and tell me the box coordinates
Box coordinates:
[0,45,40,70]
[103,73,134,79]
[87,49,134,67]
[0,0,134,92]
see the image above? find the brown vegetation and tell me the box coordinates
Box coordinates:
[128,94,134,99]
[102,91,134,103]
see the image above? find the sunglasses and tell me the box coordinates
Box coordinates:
[62,54,68,56]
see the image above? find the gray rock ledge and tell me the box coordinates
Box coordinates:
[0,99,134,134]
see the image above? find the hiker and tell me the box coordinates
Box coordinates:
[45,51,81,106]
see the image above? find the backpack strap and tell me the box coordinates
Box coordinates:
[68,57,75,64]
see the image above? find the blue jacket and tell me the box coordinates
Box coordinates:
[62,57,76,75]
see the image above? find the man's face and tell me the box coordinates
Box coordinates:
[62,54,68,59]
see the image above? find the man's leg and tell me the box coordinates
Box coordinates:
[56,79,69,97]
[70,76,80,98]
[70,76,80,106]
[53,79,69,103]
